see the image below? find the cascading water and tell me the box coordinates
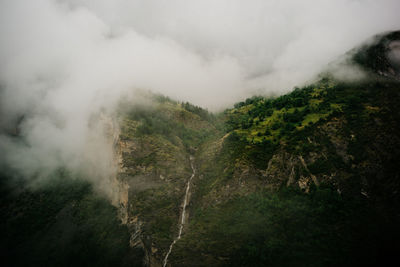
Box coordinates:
[163,156,195,267]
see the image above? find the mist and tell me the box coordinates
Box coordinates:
[0,0,399,196]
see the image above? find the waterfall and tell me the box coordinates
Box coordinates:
[163,156,195,267]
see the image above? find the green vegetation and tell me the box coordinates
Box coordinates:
[169,73,400,266]
[129,184,181,246]
[121,99,215,149]
[3,32,400,267]
[0,170,141,267]
[225,80,335,143]
[117,96,221,256]
[173,185,399,267]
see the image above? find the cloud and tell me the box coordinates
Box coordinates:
[0,0,399,194]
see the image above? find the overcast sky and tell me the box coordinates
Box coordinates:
[0,0,399,193]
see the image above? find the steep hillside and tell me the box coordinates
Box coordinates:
[117,82,400,265]
[2,31,400,267]
[114,94,218,265]
[170,77,400,266]
[167,33,400,267]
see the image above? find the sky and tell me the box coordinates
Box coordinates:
[0,0,399,195]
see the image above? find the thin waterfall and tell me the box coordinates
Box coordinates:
[163,156,195,267]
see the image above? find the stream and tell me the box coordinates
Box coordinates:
[163,155,195,267]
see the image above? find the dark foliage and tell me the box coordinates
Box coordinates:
[0,171,142,267]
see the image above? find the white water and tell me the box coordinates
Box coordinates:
[163,156,195,267]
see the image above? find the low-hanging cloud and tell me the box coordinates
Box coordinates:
[0,0,399,195]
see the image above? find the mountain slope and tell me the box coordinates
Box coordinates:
[114,31,400,266]
[170,78,400,266]
[1,31,400,267]
[115,94,218,265]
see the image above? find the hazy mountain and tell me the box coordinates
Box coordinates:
[1,31,400,267]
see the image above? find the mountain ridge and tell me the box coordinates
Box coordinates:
[1,30,400,267]
[116,31,400,266]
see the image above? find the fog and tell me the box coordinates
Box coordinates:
[0,0,399,195]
